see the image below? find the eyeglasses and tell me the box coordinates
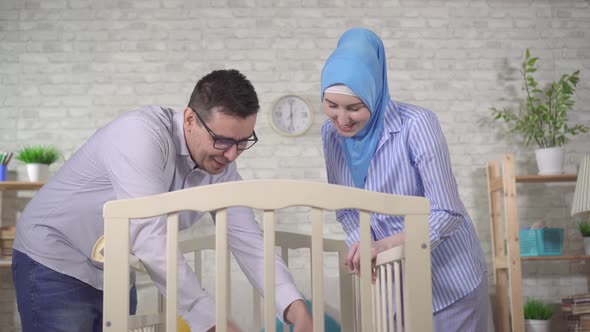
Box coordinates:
[193,110,258,151]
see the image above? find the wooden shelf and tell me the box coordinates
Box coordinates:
[522,255,590,261]
[0,181,45,191]
[515,174,577,183]
[0,182,43,268]
[486,155,581,332]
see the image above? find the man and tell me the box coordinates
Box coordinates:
[12,69,312,332]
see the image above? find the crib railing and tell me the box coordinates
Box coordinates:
[101,179,433,332]
[182,232,356,332]
[93,231,353,332]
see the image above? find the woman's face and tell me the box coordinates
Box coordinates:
[322,92,371,137]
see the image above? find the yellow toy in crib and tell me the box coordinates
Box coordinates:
[178,316,191,332]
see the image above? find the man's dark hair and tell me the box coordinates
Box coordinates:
[188,69,259,121]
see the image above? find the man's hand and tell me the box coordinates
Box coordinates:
[284,299,313,332]
[344,233,405,282]
[206,320,242,332]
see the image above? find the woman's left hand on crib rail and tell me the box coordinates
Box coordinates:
[345,233,405,282]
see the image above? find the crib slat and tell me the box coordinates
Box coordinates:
[253,289,261,332]
[359,210,373,332]
[263,211,276,332]
[373,275,379,331]
[227,248,232,323]
[311,208,325,332]
[394,261,402,332]
[103,217,130,331]
[166,213,179,332]
[339,252,355,332]
[379,264,391,332]
[281,244,290,332]
[386,263,393,332]
[281,245,289,265]
[216,209,228,332]
[157,293,164,332]
[355,276,361,332]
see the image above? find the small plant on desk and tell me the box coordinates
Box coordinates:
[16,145,61,182]
[16,145,60,165]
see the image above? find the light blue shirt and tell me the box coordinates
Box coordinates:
[14,105,301,331]
[322,100,486,312]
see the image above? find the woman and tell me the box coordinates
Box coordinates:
[320,27,488,331]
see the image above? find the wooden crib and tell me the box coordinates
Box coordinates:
[117,232,357,332]
[97,180,433,331]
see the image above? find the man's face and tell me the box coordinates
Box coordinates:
[183,107,257,174]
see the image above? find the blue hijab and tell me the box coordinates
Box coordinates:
[321,28,391,188]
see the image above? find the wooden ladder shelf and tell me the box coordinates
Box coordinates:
[487,154,578,332]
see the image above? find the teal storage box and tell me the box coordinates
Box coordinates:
[519,228,564,256]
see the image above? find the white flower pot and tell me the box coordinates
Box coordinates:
[26,163,49,182]
[584,237,590,255]
[525,319,551,332]
[535,147,565,175]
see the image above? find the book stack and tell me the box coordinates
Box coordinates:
[562,294,590,331]
[0,226,15,259]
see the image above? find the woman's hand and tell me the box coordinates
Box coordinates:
[344,233,405,282]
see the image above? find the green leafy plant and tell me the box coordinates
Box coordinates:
[579,221,590,237]
[16,145,60,165]
[490,49,589,148]
[524,299,553,320]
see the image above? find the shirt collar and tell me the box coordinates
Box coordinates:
[373,101,402,151]
[383,100,403,134]
[172,109,197,168]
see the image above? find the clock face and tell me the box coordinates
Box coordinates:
[269,95,314,137]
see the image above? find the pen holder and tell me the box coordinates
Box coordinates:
[0,165,7,181]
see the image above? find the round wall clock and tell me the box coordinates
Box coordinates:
[269,95,314,137]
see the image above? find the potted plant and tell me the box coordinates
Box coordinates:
[524,299,553,332]
[16,145,60,181]
[490,49,589,175]
[579,221,590,255]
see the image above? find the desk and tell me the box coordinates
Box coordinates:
[0,181,45,191]
[0,181,45,267]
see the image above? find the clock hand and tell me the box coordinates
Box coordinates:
[288,100,294,130]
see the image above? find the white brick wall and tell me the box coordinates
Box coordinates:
[1,0,589,330]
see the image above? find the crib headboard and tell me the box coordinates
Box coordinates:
[101,179,433,332]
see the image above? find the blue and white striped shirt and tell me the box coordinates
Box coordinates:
[322,100,486,312]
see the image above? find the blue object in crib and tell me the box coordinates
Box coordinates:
[262,299,341,332]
